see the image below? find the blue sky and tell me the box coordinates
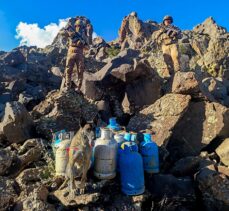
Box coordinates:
[0,0,228,51]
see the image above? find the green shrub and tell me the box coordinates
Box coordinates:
[106,46,120,58]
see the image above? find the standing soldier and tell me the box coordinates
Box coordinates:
[61,19,89,92]
[157,15,182,76]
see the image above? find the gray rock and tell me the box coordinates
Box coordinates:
[195,165,229,210]
[7,80,26,99]
[119,12,158,50]
[18,93,34,106]
[193,17,227,39]
[202,77,228,101]
[81,72,104,101]
[0,65,26,82]
[128,94,191,146]
[96,47,108,61]
[0,177,17,210]
[215,138,229,166]
[24,85,47,101]
[171,156,214,177]
[16,185,55,211]
[168,101,229,160]
[172,71,200,95]
[32,90,98,139]
[148,174,196,210]
[0,49,25,66]
[0,149,13,176]
[0,101,34,144]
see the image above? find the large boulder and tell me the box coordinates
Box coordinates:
[32,90,98,139]
[215,138,229,166]
[0,49,25,67]
[119,12,158,50]
[147,174,196,210]
[18,84,47,111]
[168,101,229,160]
[81,72,104,101]
[82,49,139,95]
[172,72,229,105]
[128,94,191,146]
[0,101,34,144]
[201,77,228,102]
[82,49,162,108]
[7,80,26,99]
[188,17,229,79]
[18,92,45,111]
[189,33,210,57]
[193,17,227,39]
[96,49,139,85]
[0,65,26,82]
[195,165,229,210]
[172,71,200,95]
[170,156,214,177]
[15,185,55,211]
[110,58,156,83]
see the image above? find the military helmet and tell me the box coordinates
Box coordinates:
[163,15,173,23]
[75,19,83,26]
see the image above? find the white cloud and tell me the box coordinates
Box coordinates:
[15,18,69,48]
[92,32,98,39]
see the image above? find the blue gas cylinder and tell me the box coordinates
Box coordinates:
[119,145,145,195]
[107,117,121,131]
[95,127,101,139]
[121,132,138,152]
[140,133,159,173]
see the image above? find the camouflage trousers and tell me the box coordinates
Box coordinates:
[162,43,181,74]
[64,49,84,90]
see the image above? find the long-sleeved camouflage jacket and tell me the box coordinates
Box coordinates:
[60,24,88,48]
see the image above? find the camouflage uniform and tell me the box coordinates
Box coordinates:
[63,20,88,91]
[157,18,182,74]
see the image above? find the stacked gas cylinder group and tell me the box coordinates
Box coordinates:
[52,117,159,196]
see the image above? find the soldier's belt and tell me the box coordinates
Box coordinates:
[68,47,83,53]
[162,39,178,46]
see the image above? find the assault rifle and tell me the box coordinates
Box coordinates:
[157,24,181,38]
[64,23,87,46]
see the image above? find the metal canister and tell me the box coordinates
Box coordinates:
[94,128,118,179]
[107,117,121,131]
[119,144,145,195]
[55,139,71,176]
[140,133,159,173]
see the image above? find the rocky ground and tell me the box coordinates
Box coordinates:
[0,13,229,210]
